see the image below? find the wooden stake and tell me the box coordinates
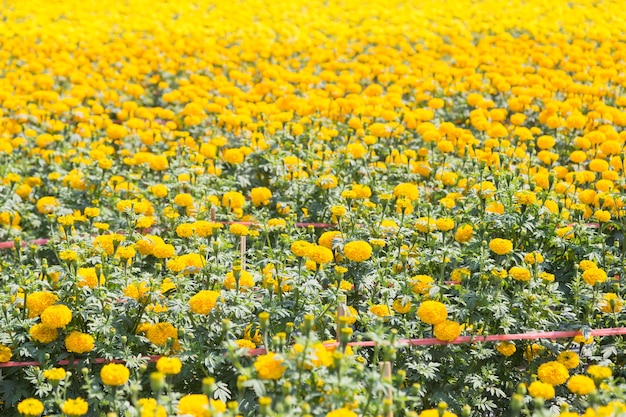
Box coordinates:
[210,206,217,222]
[240,235,246,271]
[379,361,393,417]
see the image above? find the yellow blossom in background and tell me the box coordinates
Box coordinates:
[254,352,286,380]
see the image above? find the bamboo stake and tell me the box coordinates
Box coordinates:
[240,235,246,271]
[380,361,393,417]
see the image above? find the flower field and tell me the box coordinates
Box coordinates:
[1,0,626,415]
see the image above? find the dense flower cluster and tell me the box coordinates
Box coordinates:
[1,0,626,415]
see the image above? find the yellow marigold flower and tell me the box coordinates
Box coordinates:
[582,268,608,286]
[30,323,58,343]
[579,260,597,271]
[306,245,334,265]
[537,361,569,386]
[537,135,555,150]
[587,365,612,381]
[137,398,166,417]
[393,182,419,201]
[173,193,194,207]
[539,272,555,282]
[0,344,12,362]
[26,291,58,318]
[41,304,72,329]
[61,398,89,417]
[100,363,130,386]
[189,290,220,315]
[434,320,461,342]
[509,266,531,281]
[77,267,104,288]
[452,224,473,243]
[326,408,358,417]
[149,155,169,171]
[316,174,338,190]
[59,249,78,262]
[496,341,516,357]
[178,394,226,417]
[17,398,44,417]
[435,218,455,232]
[223,148,245,164]
[557,350,580,369]
[224,270,255,290]
[43,367,66,381]
[599,293,623,313]
[417,300,448,325]
[254,352,286,380]
[156,357,182,375]
[36,196,60,214]
[229,223,249,236]
[124,282,150,301]
[369,304,393,317]
[392,299,412,314]
[489,238,513,255]
[65,331,95,354]
[527,381,555,400]
[115,245,136,260]
[290,240,312,257]
[250,187,272,206]
[176,223,194,238]
[153,243,175,259]
[343,241,372,262]
[410,275,434,295]
[514,190,537,205]
[318,231,342,249]
[146,322,178,346]
[524,252,544,265]
[567,374,595,395]
[236,339,256,349]
[415,216,436,233]
[594,209,611,223]
[267,218,286,228]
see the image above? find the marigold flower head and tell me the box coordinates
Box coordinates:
[417,300,448,325]
[156,356,182,375]
[254,352,286,380]
[433,320,461,342]
[189,290,220,315]
[537,361,569,386]
[557,350,580,369]
[100,363,130,386]
[224,270,255,290]
[567,374,595,395]
[369,304,393,317]
[587,364,612,380]
[306,245,334,265]
[582,268,608,286]
[527,381,555,400]
[291,240,312,257]
[326,408,358,417]
[146,322,178,346]
[229,223,249,236]
[250,187,272,206]
[26,291,58,318]
[65,331,95,354]
[393,182,419,201]
[61,398,89,417]
[17,398,44,417]
[509,266,531,281]
[0,344,12,362]
[343,240,372,262]
[41,304,72,329]
[392,299,412,314]
[496,341,516,357]
[43,367,66,381]
[30,323,58,343]
[178,394,226,417]
[489,238,513,255]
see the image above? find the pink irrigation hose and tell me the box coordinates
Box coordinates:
[1,327,625,368]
